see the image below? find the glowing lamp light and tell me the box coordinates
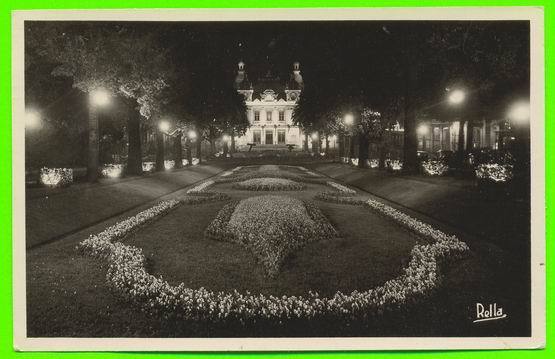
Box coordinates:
[417,124,429,136]
[508,101,530,123]
[25,109,41,129]
[222,135,231,142]
[159,120,171,132]
[311,132,319,140]
[90,89,110,107]
[344,113,354,126]
[187,130,198,140]
[448,89,466,105]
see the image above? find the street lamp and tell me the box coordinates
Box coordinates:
[448,89,466,105]
[25,109,41,129]
[187,130,198,140]
[158,120,171,133]
[90,89,110,107]
[87,89,111,182]
[343,113,354,126]
[417,124,429,136]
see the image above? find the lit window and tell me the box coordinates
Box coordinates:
[253,130,261,144]
[266,111,272,122]
[254,111,260,122]
[279,111,285,122]
[278,129,286,144]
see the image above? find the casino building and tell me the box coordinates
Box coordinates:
[233,61,307,150]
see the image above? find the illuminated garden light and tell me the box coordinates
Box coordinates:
[417,124,429,136]
[158,120,171,133]
[448,89,466,105]
[343,113,354,126]
[187,130,198,140]
[25,109,41,129]
[311,132,319,140]
[508,101,530,123]
[89,89,110,107]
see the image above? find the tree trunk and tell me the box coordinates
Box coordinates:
[186,139,193,166]
[325,136,330,157]
[358,134,369,168]
[196,138,202,164]
[457,119,466,168]
[402,32,419,174]
[338,134,344,159]
[230,130,236,154]
[155,130,165,171]
[126,101,142,176]
[87,105,100,182]
[379,140,387,169]
[465,120,474,157]
[174,132,183,169]
[222,140,229,158]
[349,135,355,159]
[303,133,309,151]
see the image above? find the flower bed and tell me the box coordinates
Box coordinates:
[186,180,215,194]
[101,164,124,178]
[164,160,175,170]
[142,162,155,173]
[232,177,306,191]
[205,195,336,277]
[475,163,513,183]
[326,181,356,194]
[368,159,379,168]
[422,160,448,176]
[40,167,73,187]
[79,194,468,323]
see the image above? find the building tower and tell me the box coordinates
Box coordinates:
[285,61,303,102]
[234,60,253,101]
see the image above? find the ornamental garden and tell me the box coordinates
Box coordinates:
[74,165,468,328]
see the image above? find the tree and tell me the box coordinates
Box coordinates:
[26,23,172,180]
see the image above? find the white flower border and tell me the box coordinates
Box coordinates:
[326,181,356,194]
[77,200,180,258]
[186,180,215,194]
[79,193,468,322]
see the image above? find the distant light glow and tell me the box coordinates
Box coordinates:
[90,89,110,107]
[344,113,354,126]
[159,121,171,133]
[508,101,530,123]
[311,132,318,140]
[187,130,198,140]
[417,124,429,136]
[222,135,231,142]
[25,109,41,129]
[448,89,466,105]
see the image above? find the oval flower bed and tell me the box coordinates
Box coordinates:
[78,194,468,324]
[232,177,306,191]
[205,195,336,277]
